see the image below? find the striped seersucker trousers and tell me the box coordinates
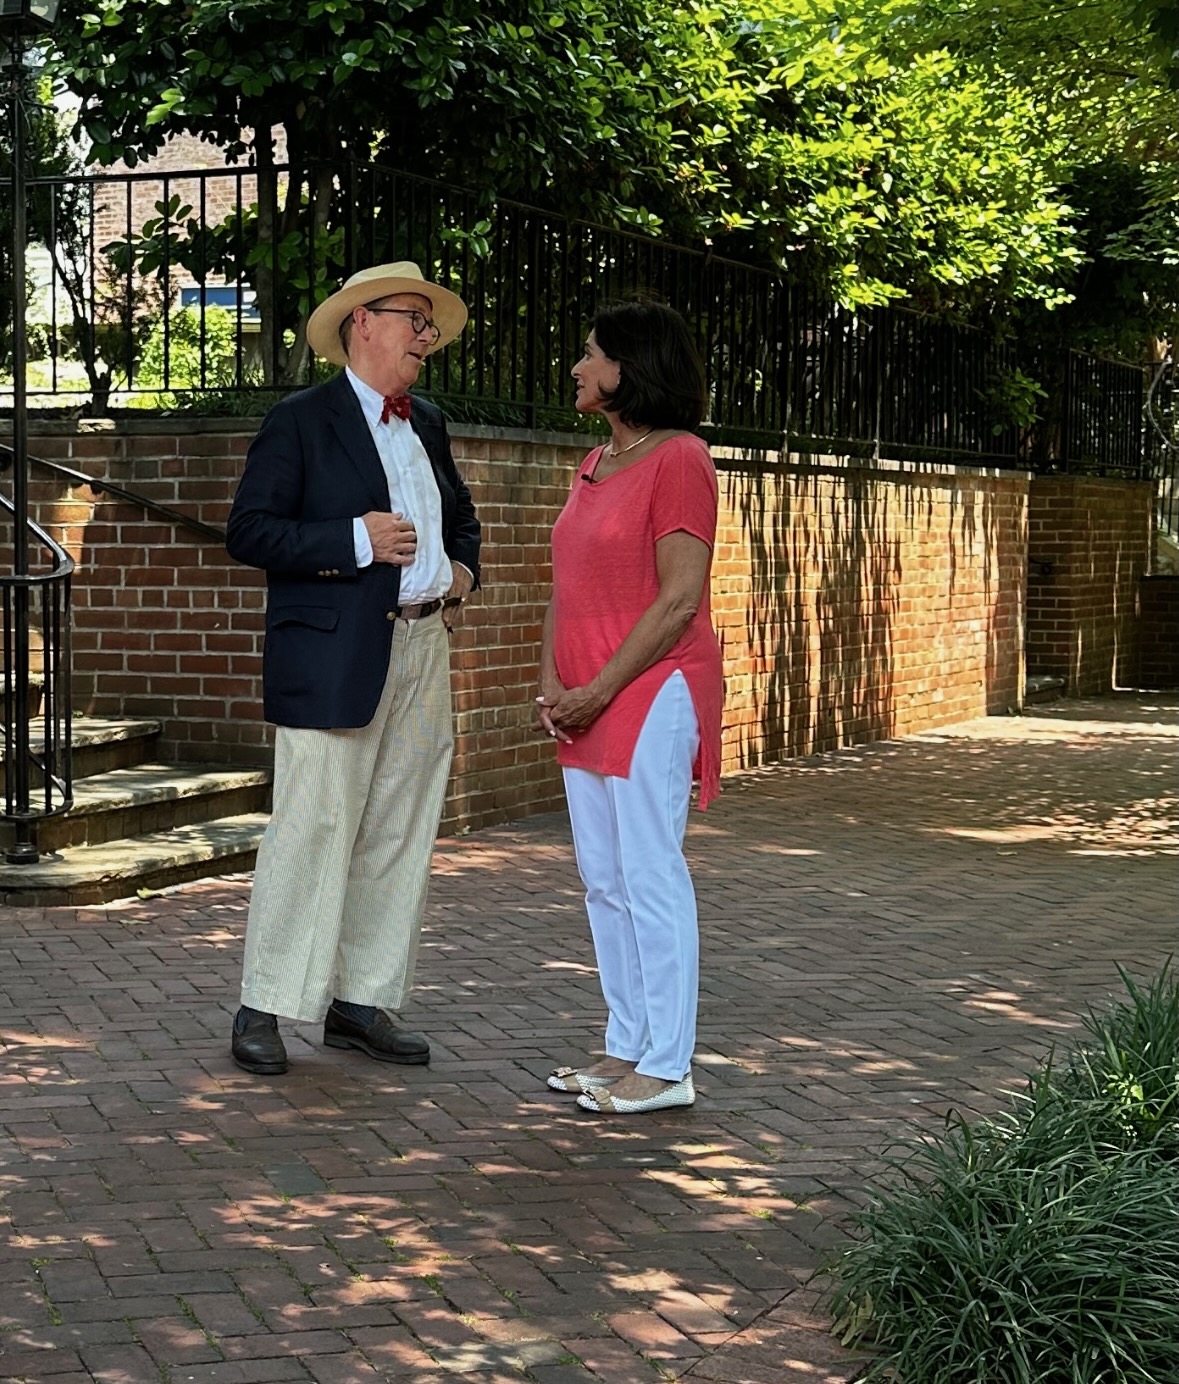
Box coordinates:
[240,611,453,1022]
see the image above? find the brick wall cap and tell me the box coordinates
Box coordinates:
[5,418,1036,477]
[15,416,268,438]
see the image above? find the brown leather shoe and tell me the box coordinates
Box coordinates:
[231,1006,288,1075]
[323,1005,429,1064]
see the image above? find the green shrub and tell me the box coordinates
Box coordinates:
[163,387,272,418]
[831,962,1179,1384]
[26,322,53,360]
[136,305,254,392]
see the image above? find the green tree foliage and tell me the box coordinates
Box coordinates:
[42,0,1176,364]
[1,73,156,406]
[664,2,1084,314]
[48,0,738,378]
[893,0,1179,356]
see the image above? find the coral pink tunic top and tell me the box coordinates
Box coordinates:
[551,433,724,809]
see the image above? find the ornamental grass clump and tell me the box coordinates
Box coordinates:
[1061,964,1179,1161]
[830,963,1179,1384]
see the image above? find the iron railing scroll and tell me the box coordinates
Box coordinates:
[1146,358,1177,545]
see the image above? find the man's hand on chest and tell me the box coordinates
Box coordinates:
[361,511,418,566]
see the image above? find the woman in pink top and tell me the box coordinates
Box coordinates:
[537,300,723,1115]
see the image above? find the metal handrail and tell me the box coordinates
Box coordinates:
[0,489,75,848]
[0,443,227,542]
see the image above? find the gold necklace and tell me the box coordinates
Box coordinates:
[607,429,653,459]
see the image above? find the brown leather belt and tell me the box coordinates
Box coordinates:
[395,598,443,620]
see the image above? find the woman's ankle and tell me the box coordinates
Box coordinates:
[582,1056,637,1076]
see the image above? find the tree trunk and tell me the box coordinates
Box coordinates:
[275,161,334,387]
[46,245,112,416]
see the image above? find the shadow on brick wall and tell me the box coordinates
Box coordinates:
[722,456,1026,771]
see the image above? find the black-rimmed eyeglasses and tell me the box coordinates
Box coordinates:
[364,306,442,345]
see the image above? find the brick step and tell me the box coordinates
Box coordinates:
[0,812,270,906]
[0,763,272,853]
[3,716,162,792]
[1025,674,1066,704]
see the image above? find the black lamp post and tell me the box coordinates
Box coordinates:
[2,0,61,864]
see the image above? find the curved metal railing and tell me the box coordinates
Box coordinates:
[1,491,75,860]
[0,438,226,864]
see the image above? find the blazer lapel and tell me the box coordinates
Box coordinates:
[326,373,390,510]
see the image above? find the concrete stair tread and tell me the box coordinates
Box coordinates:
[0,813,269,890]
[27,715,161,756]
[63,763,271,816]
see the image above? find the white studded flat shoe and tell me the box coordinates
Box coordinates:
[576,1073,695,1114]
[546,1066,619,1093]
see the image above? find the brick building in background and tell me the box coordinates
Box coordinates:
[23,131,290,362]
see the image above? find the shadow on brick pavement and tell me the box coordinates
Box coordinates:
[1,692,1175,1384]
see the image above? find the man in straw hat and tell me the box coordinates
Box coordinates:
[226,261,480,1076]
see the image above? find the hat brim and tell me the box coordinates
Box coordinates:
[306,274,468,366]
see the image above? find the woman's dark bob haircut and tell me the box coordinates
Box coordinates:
[591,299,707,431]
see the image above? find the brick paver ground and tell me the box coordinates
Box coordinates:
[2,693,1176,1384]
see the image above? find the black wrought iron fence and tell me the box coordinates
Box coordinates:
[1059,351,1149,477]
[0,157,1138,473]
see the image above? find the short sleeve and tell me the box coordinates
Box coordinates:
[650,436,718,548]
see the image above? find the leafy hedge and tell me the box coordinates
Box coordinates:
[831,963,1179,1384]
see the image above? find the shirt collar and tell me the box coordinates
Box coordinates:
[345,367,404,429]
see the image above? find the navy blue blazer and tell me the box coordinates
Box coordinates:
[227,372,481,729]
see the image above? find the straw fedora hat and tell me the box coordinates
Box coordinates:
[306,261,468,366]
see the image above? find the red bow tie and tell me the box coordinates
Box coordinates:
[380,393,412,424]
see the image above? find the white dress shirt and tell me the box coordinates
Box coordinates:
[346,368,453,603]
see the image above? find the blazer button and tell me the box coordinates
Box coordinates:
[332,569,340,576]
[386,611,396,621]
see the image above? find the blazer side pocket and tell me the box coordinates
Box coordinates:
[270,605,341,632]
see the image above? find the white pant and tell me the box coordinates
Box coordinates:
[241,612,453,1022]
[563,670,700,1080]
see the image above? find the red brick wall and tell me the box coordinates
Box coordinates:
[1137,577,1179,689]
[1026,476,1154,695]
[713,454,1028,769]
[11,418,1029,831]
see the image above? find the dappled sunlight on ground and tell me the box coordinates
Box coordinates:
[0,694,1174,1382]
[0,1030,93,1051]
